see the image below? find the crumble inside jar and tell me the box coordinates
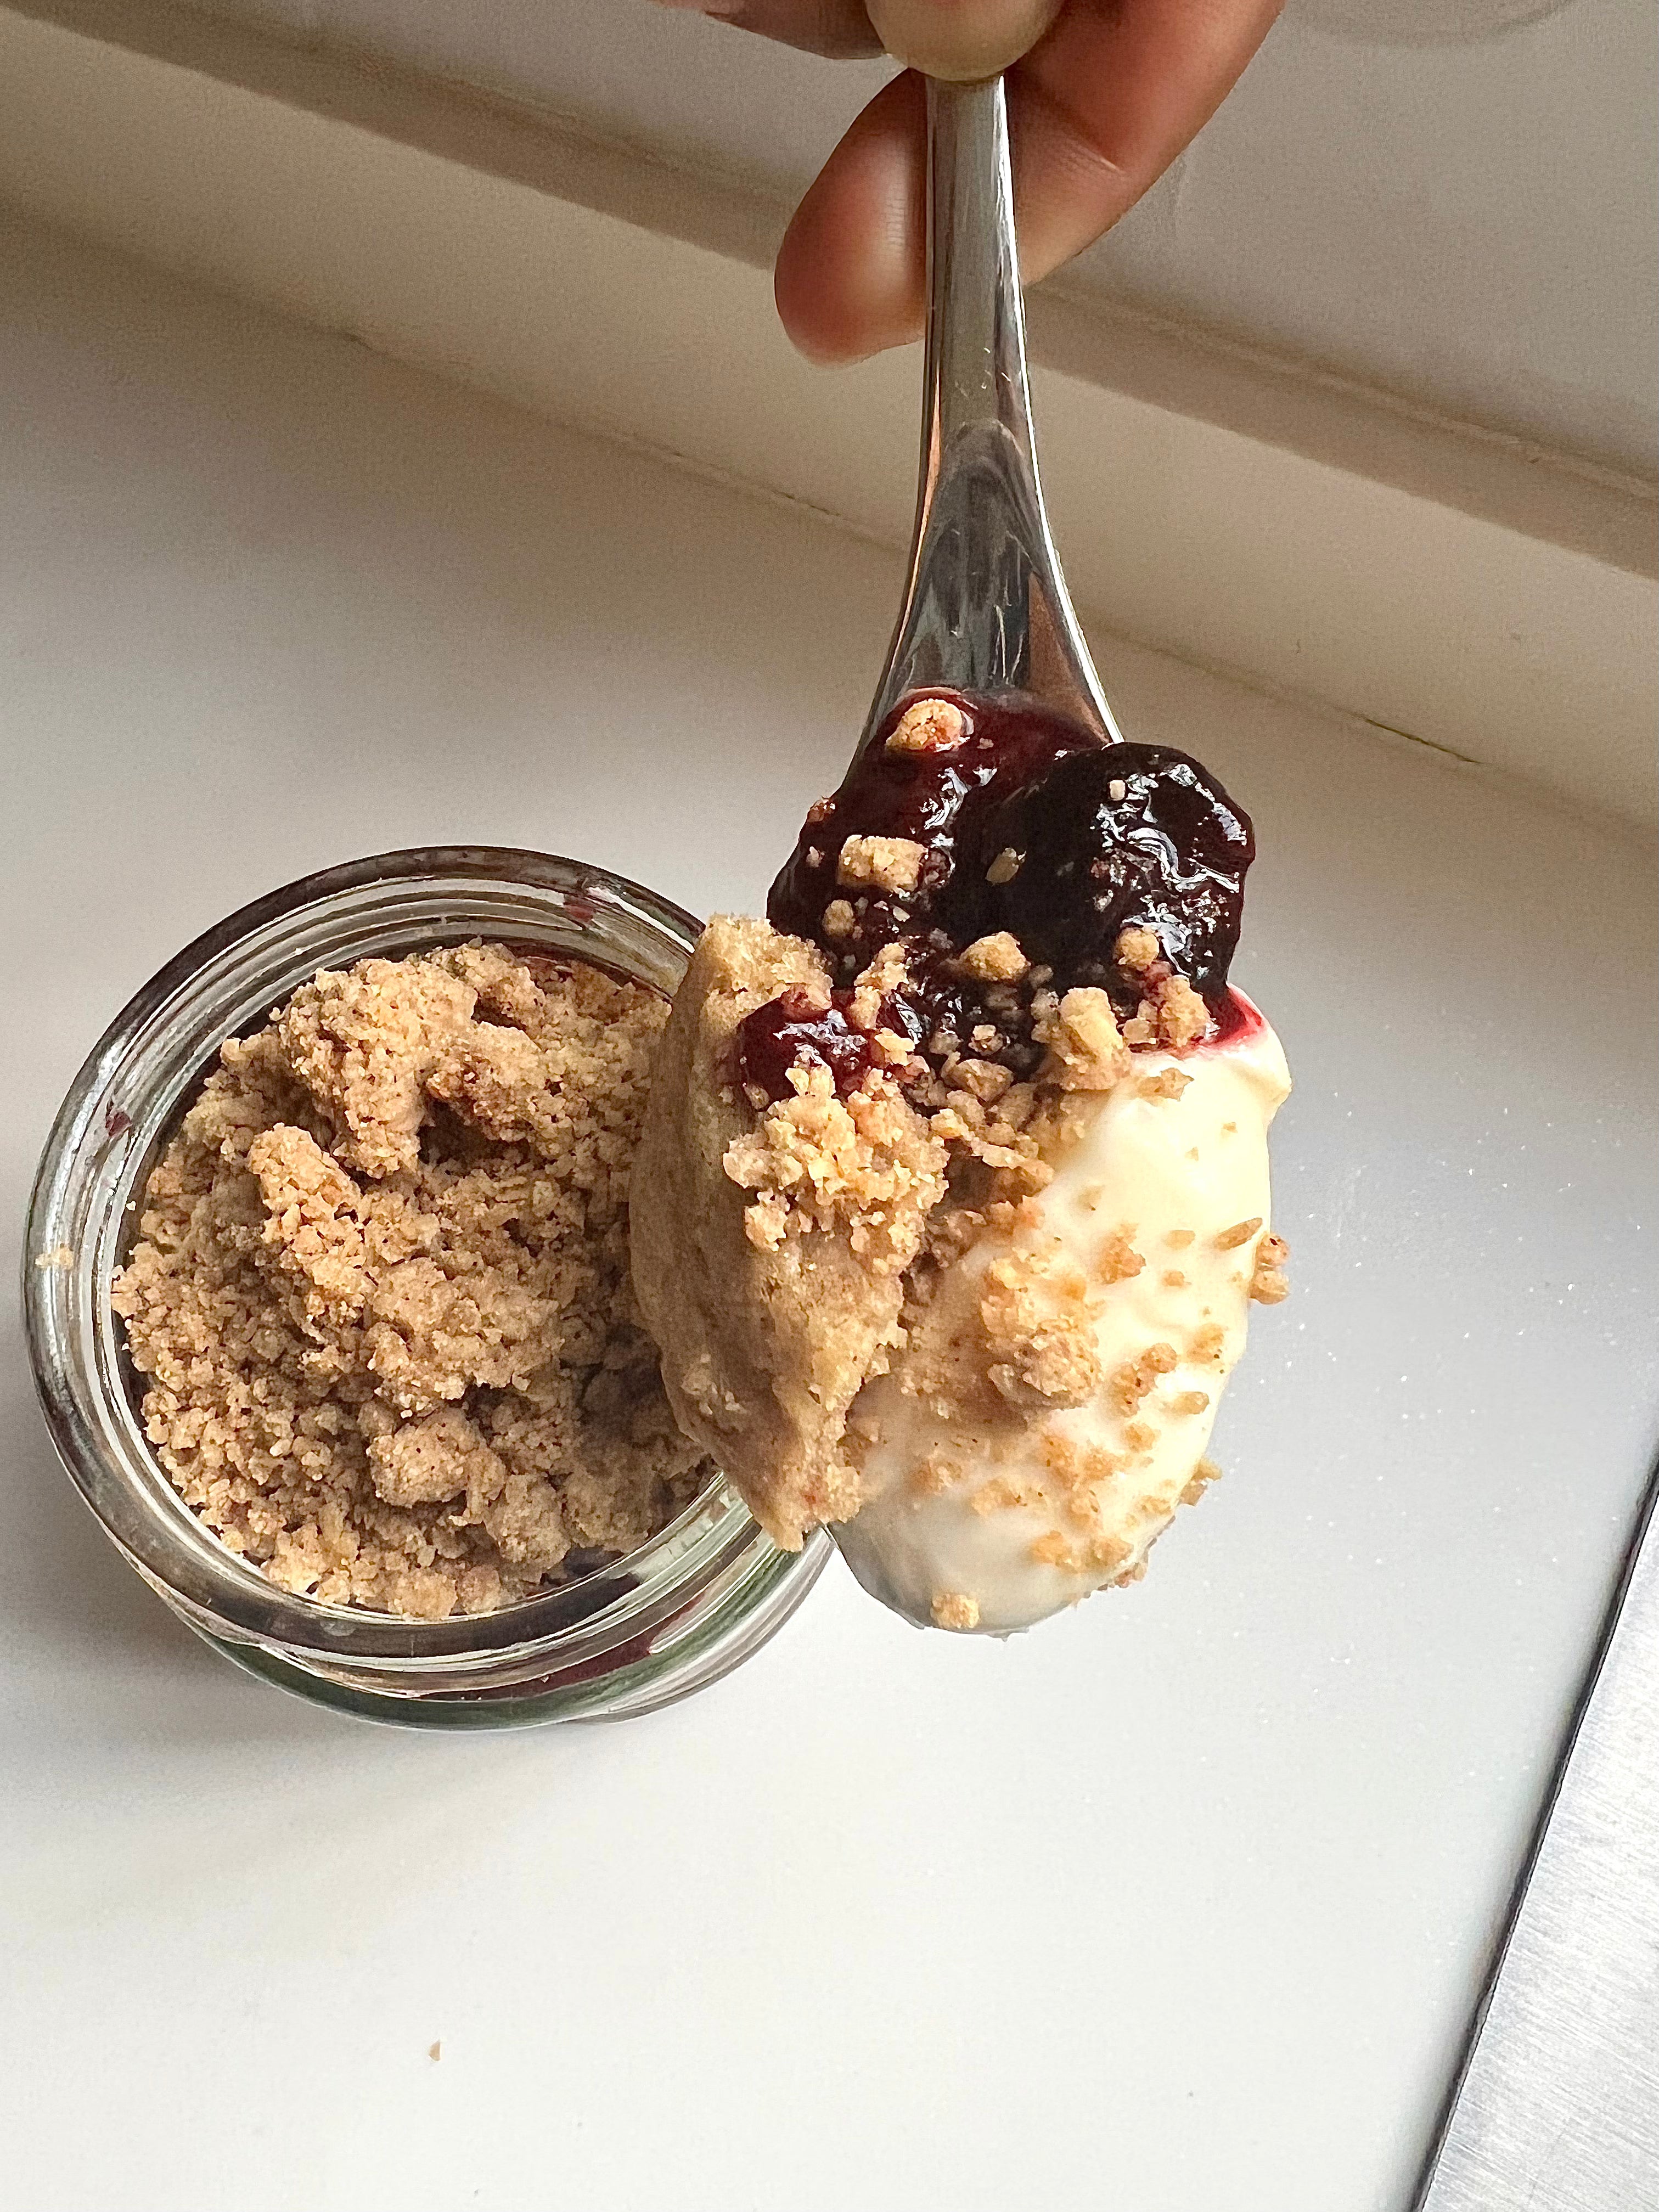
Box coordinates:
[111,942,715,1620]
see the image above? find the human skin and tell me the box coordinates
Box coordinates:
[653,0,1283,361]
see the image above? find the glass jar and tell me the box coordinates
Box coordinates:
[24,846,830,1729]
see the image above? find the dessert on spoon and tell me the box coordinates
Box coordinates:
[631,75,1290,1634]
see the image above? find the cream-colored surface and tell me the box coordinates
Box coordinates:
[0,1,1652,824]
[841,1016,1291,1633]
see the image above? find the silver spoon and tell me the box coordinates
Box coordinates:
[862,72,1123,752]
[829,74,1121,1611]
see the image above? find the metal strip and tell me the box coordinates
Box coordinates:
[1415,1462,1659,2212]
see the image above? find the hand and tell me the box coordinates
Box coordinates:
[658,1,1281,362]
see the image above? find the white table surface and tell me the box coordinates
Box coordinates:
[2,216,1655,2212]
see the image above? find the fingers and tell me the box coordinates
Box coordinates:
[653,1,884,60]
[1010,0,1284,281]
[652,0,1060,69]
[774,72,929,362]
[775,0,1283,361]
[866,0,1062,80]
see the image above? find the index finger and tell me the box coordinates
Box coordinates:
[774,0,1283,360]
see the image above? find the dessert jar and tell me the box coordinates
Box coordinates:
[24,847,830,1729]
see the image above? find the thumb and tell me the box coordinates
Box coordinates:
[865,0,1062,80]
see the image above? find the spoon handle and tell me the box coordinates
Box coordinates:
[864,76,1120,748]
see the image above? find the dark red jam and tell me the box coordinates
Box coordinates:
[733,986,886,1099]
[738,690,1255,1104]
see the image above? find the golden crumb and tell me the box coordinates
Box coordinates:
[950,1057,1014,1106]
[1180,1458,1223,1506]
[845,940,910,1032]
[911,1449,960,1496]
[1114,926,1161,974]
[1038,988,1129,1091]
[1163,1269,1189,1288]
[1106,1341,1179,1418]
[1190,1322,1227,1366]
[986,846,1023,885]
[1167,1389,1211,1417]
[1166,1229,1196,1249]
[837,834,926,894]
[1152,975,1210,1050]
[822,898,856,942]
[1096,1228,1146,1285]
[111,945,711,1619]
[959,932,1029,983]
[1137,1067,1194,1102]
[1250,1230,1291,1304]
[1038,1431,1124,1494]
[981,1251,1104,1408]
[1214,1215,1264,1251]
[888,697,968,755]
[931,1589,981,1630]
[724,1063,947,1272]
[1029,1530,1077,1569]
[1088,1533,1132,1574]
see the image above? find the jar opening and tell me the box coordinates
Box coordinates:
[26,848,825,1710]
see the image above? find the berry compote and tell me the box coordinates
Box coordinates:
[736,690,1254,1105]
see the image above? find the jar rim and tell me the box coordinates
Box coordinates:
[24,844,783,1669]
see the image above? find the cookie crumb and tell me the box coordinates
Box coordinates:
[1180,1458,1223,1505]
[959,932,1028,983]
[838,835,926,894]
[887,697,968,755]
[1115,926,1161,975]
[1039,988,1128,1091]
[1097,1228,1145,1285]
[1250,1230,1291,1303]
[1215,1216,1264,1251]
[1138,1067,1193,1102]
[931,1590,980,1631]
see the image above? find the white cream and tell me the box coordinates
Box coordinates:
[836,1005,1291,1634]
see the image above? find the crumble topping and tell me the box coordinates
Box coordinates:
[1097,1228,1146,1284]
[980,1251,1104,1410]
[112,944,712,1619]
[723,1062,947,1263]
[837,834,927,894]
[1180,1458,1223,1505]
[1250,1230,1292,1303]
[1037,987,1129,1091]
[959,931,1030,983]
[887,697,968,755]
[1215,1215,1264,1251]
[931,1590,981,1630]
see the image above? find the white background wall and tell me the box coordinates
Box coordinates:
[189,0,1659,472]
[2,214,1655,2210]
